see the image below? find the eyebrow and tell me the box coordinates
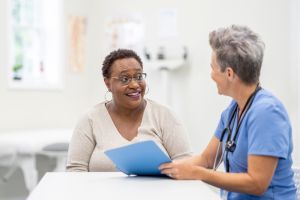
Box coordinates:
[119,70,142,75]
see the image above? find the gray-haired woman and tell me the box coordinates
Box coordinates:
[160,25,296,200]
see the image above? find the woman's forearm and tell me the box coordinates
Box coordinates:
[194,167,267,195]
[185,154,210,168]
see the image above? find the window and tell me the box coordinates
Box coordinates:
[8,0,63,89]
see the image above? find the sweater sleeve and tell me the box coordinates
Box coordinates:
[160,107,193,160]
[66,113,96,172]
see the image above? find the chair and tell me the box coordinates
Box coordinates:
[38,143,69,172]
[294,166,300,200]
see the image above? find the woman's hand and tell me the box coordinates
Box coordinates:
[159,159,203,180]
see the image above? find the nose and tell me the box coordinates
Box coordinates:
[127,79,140,88]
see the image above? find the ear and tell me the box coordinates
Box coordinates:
[225,67,235,81]
[104,78,111,92]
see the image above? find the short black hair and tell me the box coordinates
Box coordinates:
[102,49,143,78]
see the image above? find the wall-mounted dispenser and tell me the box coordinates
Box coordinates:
[144,45,188,105]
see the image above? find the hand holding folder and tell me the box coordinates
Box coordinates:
[104,140,171,176]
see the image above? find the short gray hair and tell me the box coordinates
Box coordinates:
[209,25,265,85]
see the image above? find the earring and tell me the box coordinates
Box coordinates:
[104,90,112,102]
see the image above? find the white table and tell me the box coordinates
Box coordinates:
[27,172,221,200]
[0,129,72,191]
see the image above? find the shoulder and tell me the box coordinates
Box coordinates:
[252,89,287,115]
[87,101,107,118]
[145,99,173,114]
[248,89,290,123]
[145,98,180,122]
[75,101,107,127]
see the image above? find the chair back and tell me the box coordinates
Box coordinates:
[39,142,69,171]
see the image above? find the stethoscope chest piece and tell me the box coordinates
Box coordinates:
[225,140,236,152]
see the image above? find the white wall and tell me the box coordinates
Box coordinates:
[0,0,104,132]
[290,0,300,166]
[88,0,300,164]
[0,0,298,165]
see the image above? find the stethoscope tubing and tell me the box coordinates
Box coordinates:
[213,85,262,172]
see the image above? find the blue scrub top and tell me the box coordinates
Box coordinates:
[214,89,297,200]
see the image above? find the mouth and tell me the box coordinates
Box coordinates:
[125,90,142,100]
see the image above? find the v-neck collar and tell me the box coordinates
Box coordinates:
[102,99,149,142]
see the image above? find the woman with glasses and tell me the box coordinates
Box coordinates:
[160,25,296,200]
[67,49,192,172]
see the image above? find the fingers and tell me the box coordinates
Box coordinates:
[160,167,179,179]
[164,170,175,179]
[160,168,173,175]
[168,173,173,178]
[159,164,172,176]
[159,162,179,179]
[159,162,173,170]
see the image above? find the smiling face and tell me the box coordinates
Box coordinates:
[210,51,229,95]
[105,57,146,110]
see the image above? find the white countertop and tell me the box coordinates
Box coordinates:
[27,172,220,200]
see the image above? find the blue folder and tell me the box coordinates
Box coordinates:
[104,140,171,176]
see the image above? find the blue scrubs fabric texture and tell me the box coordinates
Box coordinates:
[214,89,297,200]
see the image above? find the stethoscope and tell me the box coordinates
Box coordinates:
[213,84,262,172]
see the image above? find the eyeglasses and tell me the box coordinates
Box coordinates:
[111,73,147,85]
